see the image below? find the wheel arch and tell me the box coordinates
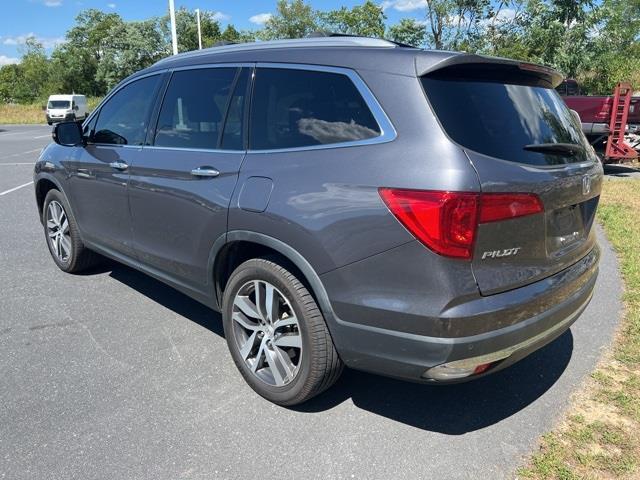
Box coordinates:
[34,174,66,223]
[211,231,336,328]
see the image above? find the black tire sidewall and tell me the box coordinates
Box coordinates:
[222,260,316,405]
[43,189,77,272]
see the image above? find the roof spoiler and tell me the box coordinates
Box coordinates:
[416,53,563,88]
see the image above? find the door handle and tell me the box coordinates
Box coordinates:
[109,161,128,171]
[191,166,220,178]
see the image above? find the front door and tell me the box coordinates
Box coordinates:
[67,74,163,257]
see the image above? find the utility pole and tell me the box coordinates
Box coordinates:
[169,0,178,55]
[196,8,202,50]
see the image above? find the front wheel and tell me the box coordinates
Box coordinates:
[42,189,100,273]
[222,258,343,406]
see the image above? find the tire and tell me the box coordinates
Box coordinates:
[222,258,343,406]
[42,189,100,273]
[47,122,52,126]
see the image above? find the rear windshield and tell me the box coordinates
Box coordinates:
[421,74,590,165]
[48,100,70,109]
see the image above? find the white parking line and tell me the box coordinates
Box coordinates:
[0,181,33,196]
[3,148,41,159]
[0,130,43,137]
[33,134,51,139]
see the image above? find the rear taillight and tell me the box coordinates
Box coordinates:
[479,193,544,223]
[379,188,543,260]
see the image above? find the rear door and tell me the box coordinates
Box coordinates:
[421,62,602,295]
[128,65,251,291]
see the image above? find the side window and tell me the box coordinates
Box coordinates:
[83,113,97,137]
[154,67,238,150]
[93,75,161,146]
[250,68,381,150]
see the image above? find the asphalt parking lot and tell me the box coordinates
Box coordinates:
[0,124,623,479]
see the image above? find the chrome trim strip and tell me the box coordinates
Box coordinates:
[88,63,397,154]
[248,62,397,154]
[168,62,254,72]
[143,145,246,154]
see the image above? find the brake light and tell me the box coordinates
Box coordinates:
[479,193,544,223]
[379,189,543,260]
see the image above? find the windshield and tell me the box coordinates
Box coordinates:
[421,76,591,166]
[48,100,70,109]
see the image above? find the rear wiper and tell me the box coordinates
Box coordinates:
[523,143,585,156]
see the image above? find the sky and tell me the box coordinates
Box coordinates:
[0,0,432,65]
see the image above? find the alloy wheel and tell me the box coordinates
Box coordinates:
[231,280,302,387]
[46,200,72,263]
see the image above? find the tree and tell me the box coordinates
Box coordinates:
[220,25,256,43]
[578,0,640,93]
[58,9,125,96]
[96,19,166,89]
[319,0,386,37]
[164,6,221,51]
[388,18,427,46]
[0,64,27,103]
[260,0,318,40]
[420,0,492,50]
[19,37,56,102]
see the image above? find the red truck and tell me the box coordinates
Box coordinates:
[558,79,640,161]
[560,83,640,131]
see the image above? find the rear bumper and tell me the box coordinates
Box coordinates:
[325,244,599,382]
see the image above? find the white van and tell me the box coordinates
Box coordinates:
[45,94,88,125]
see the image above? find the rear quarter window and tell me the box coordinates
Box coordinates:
[421,74,591,166]
[250,68,381,150]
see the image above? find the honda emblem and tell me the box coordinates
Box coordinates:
[582,175,591,195]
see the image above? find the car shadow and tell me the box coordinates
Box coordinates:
[296,331,572,434]
[603,163,640,177]
[106,260,225,337]
[103,260,572,434]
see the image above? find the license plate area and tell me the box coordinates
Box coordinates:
[547,204,585,255]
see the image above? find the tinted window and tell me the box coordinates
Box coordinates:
[93,75,160,146]
[221,68,249,150]
[250,68,380,150]
[422,75,590,166]
[155,68,238,150]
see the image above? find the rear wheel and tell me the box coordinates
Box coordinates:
[222,258,343,406]
[43,189,100,273]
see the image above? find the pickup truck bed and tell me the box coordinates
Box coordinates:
[564,95,640,134]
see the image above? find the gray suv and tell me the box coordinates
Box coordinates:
[35,36,602,406]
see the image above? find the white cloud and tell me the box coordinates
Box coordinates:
[107,2,116,8]
[381,0,427,12]
[1,34,65,49]
[249,13,272,25]
[44,0,62,6]
[0,55,19,66]
[212,11,230,22]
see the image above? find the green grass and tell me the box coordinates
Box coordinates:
[519,178,640,479]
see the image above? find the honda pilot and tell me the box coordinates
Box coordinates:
[34,36,602,406]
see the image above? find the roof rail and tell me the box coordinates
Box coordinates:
[306,31,416,48]
[154,36,398,65]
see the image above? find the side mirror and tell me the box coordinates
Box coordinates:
[73,105,79,111]
[53,121,84,147]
